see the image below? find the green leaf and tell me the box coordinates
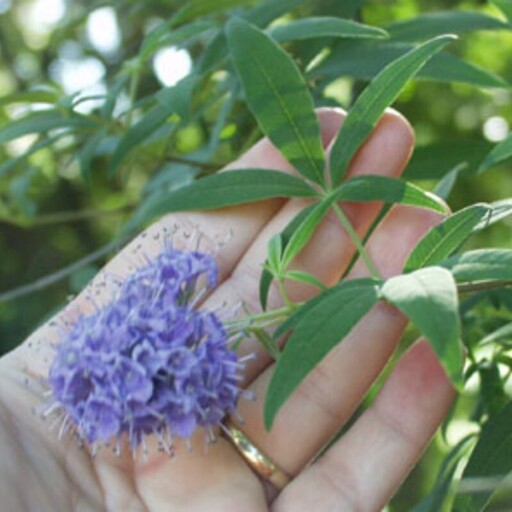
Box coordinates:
[265,278,381,429]
[328,35,455,186]
[478,132,512,173]
[267,234,283,273]
[404,204,491,272]
[412,435,475,512]
[281,197,332,270]
[311,40,507,89]
[380,267,463,388]
[173,0,259,25]
[480,321,512,345]
[386,11,510,42]
[404,141,493,180]
[491,0,512,24]
[473,199,512,231]
[226,17,326,185]
[0,89,60,107]
[453,401,512,511]
[259,204,317,310]
[0,135,63,177]
[439,249,512,282]
[332,175,447,213]
[108,76,196,176]
[285,270,327,290]
[479,361,508,416]
[253,329,281,360]
[269,17,387,42]
[197,0,305,74]
[140,21,215,62]
[129,169,317,230]
[0,110,97,145]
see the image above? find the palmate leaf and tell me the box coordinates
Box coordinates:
[404,204,491,272]
[259,203,317,310]
[381,267,463,388]
[328,35,455,186]
[478,132,512,173]
[386,11,510,42]
[439,249,512,282]
[332,175,446,213]
[128,169,318,230]
[265,278,381,429]
[310,40,507,90]
[226,17,326,185]
[269,17,387,42]
[453,401,512,511]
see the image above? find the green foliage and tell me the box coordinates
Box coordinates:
[1,0,512,510]
[328,35,455,185]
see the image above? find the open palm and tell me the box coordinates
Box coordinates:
[0,108,454,512]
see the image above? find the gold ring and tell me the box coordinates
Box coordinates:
[223,418,290,490]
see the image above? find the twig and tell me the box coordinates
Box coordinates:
[0,239,127,304]
[3,204,136,228]
[457,280,512,294]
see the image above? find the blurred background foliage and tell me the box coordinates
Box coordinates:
[1,0,512,509]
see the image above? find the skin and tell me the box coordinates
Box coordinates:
[0,108,455,512]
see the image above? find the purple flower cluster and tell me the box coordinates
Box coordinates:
[48,248,243,451]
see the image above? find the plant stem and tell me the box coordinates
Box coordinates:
[225,304,297,329]
[332,202,381,280]
[457,280,512,294]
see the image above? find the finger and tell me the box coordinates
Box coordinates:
[10,109,344,376]
[273,339,455,512]
[204,109,415,380]
[234,204,444,476]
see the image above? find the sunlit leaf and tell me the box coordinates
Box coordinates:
[381,267,463,388]
[404,204,491,272]
[226,17,326,185]
[269,17,387,42]
[265,278,381,429]
[332,175,447,213]
[328,36,455,186]
[491,0,512,24]
[386,11,510,42]
[129,169,317,230]
[453,401,512,511]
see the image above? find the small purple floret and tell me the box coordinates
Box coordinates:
[49,249,241,449]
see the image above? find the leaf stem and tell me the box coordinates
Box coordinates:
[457,280,512,294]
[332,202,381,280]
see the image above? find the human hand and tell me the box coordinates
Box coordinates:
[0,108,455,512]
